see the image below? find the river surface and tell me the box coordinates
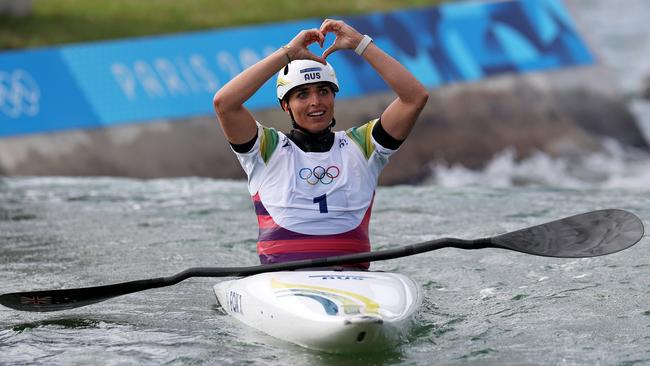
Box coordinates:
[3,0,650,365]
[0,177,649,365]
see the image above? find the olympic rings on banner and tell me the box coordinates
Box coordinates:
[0,69,40,119]
[298,165,340,185]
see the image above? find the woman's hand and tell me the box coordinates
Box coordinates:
[285,29,327,64]
[284,20,363,62]
[319,19,364,59]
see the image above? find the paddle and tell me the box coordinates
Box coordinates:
[0,209,643,312]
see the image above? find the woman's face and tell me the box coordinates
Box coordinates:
[283,82,335,133]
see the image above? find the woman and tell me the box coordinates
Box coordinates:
[213,19,428,268]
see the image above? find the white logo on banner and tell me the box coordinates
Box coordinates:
[0,69,41,118]
[111,54,222,101]
[110,47,275,101]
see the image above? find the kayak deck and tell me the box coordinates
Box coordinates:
[214,271,421,353]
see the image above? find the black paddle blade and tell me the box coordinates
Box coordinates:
[489,209,644,258]
[0,278,166,312]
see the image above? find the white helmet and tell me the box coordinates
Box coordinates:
[276,59,339,103]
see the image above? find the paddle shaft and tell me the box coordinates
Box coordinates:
[0,238,481,312]
[0,209,643,312]
[73,238,482,297]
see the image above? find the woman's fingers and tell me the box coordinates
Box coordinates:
[304,29,325,48]
[319,19,342,58]
[319,18,345,36]
[289,29,323,50]
[322,44,337,60]
[286,29,327,63]
[302,29,324,48]
[319,19,363,58]
[288,21,363,61]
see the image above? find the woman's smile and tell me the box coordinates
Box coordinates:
[286,82,336,133]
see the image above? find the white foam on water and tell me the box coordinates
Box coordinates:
[428,69,650,189]
[429,138,650,189]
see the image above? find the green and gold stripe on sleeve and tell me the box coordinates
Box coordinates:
[345,119,378,160]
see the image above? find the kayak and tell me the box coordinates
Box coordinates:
[213,270,421,353]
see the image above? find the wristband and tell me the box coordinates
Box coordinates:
[354,35,373,56]
[281,45,292,63]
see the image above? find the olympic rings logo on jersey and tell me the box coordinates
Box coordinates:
[298,165,340,185]
[0,69,40,119]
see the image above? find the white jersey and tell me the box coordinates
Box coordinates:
[234,119,396,235]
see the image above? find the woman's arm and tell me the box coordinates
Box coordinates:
[320,19,429,141]
[213,30,326,144]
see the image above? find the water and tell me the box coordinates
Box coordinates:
[430,138,650,189]
[1,177,649,365]
[3,1,650,364]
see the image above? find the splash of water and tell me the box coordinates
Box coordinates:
[430,139,650,189]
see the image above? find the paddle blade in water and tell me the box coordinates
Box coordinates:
[0,278,167,312]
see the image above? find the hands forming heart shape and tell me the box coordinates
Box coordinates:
[285,19,364,64]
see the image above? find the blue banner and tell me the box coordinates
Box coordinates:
[0,0,592,137]
[0,49,100,135]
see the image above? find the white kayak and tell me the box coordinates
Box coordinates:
[214,270,421,353]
